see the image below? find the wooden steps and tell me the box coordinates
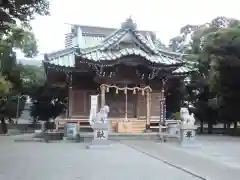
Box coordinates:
[116,119,146,133]
[149,116,160,131]
[56,117,147,133]
[131,120,146,132]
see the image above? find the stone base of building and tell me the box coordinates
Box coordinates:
[86,140,112,149]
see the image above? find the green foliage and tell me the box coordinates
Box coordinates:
[0,0,49,133]
[171,112,180,120]
[1,24,39,57]
[19,64,45,94]
[30,85,67,122]
[204,26,240,127]
[169,16,240,133]
[0,76,11,96]
[166,79,184,117]
[0,0,50,33]
[2,95,26,119]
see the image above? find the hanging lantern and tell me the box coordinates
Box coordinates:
[142,89,145,96]
[106,86,109,92]
[116,88,118,94]
[124,88,127,94]
[133,88,136,94]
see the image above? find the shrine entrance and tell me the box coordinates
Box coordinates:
[100,84,152,124]
[106,88,136,118]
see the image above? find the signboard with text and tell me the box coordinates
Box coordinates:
[90,95,98,112]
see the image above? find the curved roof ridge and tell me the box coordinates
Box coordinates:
[78,29,127,55]
[133,31,159,54]
[81,47,182,65]
[45,46,76,60]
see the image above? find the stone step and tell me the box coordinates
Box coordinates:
[79,132,170,141]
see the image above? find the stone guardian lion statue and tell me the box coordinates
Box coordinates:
[180,107,195,126]
[89,105,110,125]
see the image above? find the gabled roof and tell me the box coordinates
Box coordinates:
[80,48,181,65]
[44,18,189,72]
[44,47,76,67]
[76,18,183,65]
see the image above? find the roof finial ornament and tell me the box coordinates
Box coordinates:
[121,15,137,30]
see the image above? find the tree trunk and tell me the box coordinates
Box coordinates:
[224,122,227,129]
[233,121,238,136]
[208,121,213,134]
[200,120,204,133]
[223,121,227,134]
[227,122,231,134]
[0,117,8,134]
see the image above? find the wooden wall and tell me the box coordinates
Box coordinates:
[69,88,163,119]
[69,88,98,117]
[150,91,162,117]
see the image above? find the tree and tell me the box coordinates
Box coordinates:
[19,64,45,94]
[0,0,49,33]
[169,17,240,133]
[30,85,67,130]
[0,1,49,133]
[204,26,240,134]
[0,26,40,133]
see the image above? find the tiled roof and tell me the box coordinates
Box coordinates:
[44,18,192,74]
[81,48,181,65]
[173,66,192,74]
[77,20,183,65]
[44,47,76,67]
[80,28,160,55]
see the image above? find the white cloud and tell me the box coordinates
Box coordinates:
[31,0,240,53]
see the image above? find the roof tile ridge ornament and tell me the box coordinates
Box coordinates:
[121,16,137,30]
[132,31,159,55]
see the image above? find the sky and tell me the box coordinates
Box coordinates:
[28,0,240,58]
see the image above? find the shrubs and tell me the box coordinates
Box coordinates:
[171,112,180,120]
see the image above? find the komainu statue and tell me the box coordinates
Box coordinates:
[180,107,195,126]
[89,105,110,126]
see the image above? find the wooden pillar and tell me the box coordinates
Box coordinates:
[68,74,73,118]
[56,120,59,130]
[146,89,150,125]
[160,79,166,122]
[101,85,106,108]
[149,89,151,121]
[125,86,128,121]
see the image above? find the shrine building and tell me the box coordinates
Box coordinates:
[43,18,191,133]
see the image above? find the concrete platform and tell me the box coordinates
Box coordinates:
[122,138,240,180]
[0,136,200,180]
[86,139,112,149]
[79,132,179,142]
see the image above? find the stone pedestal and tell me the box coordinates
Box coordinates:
[87,123,111,149]
[165,120,181,135]
[167,123,180,136]
[179,124,197,147]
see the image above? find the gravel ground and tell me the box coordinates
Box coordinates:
[0,136,200,180]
